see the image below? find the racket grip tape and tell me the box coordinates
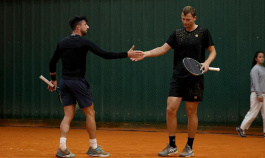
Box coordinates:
[39,75,55,87]
[209,67,220,71]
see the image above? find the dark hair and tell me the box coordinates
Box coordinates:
[182,6,196,17]
[251,51,264,68]
[69,16,88,30]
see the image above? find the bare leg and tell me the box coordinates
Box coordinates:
[158,97,182,156]
[83,102,109,157]
[60,104,76,150]
[185,102,199,138]
[167,97,182,136]
[82,102,96,139]
[60,105,76,137]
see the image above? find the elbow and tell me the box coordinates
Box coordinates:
[160,47,168,55]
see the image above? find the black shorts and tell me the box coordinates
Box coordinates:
[59,76,94,108]
[168,76,204,101]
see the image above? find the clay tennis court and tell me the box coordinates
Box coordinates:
[1,125,264,158]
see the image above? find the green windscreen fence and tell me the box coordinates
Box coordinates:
[1,0,265,126]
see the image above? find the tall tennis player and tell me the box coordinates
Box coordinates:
[131,6,217,157]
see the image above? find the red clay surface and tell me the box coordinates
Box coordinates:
[0,126,265,158]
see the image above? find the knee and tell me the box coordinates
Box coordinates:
[86,109,95,118]
[63,115,74,122]
[167,106,177,117]
[186,108,197,118]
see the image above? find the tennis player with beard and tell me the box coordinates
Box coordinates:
[49,16,143,157]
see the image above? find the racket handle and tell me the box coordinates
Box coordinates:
[39,75,55,87]
[209,67,220,71]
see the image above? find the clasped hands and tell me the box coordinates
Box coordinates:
[127,45,145,61]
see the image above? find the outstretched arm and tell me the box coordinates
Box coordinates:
[131,43,171,61]
[86,39,142,59]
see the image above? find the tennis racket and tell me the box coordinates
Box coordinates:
[183,57,220,76]
[39,75,80,111]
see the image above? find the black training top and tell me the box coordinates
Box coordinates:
[49,34,127,77]
[166,26,214,78]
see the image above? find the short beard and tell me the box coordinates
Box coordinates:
[81,30,87,36]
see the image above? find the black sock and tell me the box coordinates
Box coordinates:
[187,137,194,149]
[169,136,176,148]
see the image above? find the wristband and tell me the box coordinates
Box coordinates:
[51,74,56,81]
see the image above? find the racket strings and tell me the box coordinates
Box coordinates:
[183,59,202,75]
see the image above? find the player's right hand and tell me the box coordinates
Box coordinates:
[48,80,57,92]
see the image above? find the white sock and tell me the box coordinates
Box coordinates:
[89,139,97,149]
[60,137,67,151]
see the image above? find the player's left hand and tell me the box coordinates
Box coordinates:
[201,62,210,73]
